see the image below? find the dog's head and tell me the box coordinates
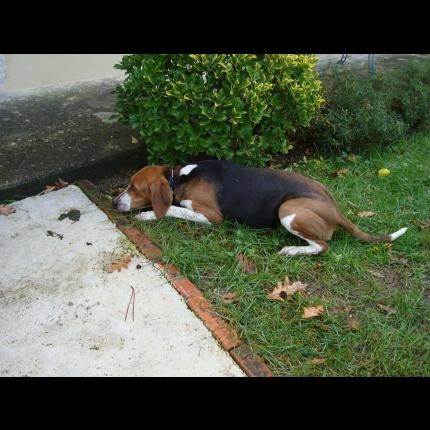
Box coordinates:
[112,166,173,218]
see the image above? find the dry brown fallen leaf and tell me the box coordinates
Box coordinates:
[347,314,361,330]
[235,254,256,274]
[307,358,326,365]
[377,304,396,315]
[38,178,69,195]
[38,185,57,195]
[221,292,239,304]
[303,305,324,319]
[356,211,376,218]
[106,255,132,273]
[332,168,349,178]
[346,154,357,162]
[267,276,307,301]
[54,178,69,189]
[413,219,430,229]
[0,204,16,216]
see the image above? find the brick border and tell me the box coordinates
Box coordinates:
[77,180,273,377]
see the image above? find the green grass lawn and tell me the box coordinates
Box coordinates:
[132,133,430,376]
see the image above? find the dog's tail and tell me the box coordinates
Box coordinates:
[336,214,407,243]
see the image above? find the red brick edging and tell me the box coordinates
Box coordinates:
[77,180,273,377]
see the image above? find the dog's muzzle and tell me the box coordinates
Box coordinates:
[112,191,131,212]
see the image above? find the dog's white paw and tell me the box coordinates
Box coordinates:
[279,246,321,256]
[135,211,156,221]
[279,246,300,256]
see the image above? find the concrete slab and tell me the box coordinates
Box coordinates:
[0,185,244,377]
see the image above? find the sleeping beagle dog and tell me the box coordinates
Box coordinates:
[112,160,407,256]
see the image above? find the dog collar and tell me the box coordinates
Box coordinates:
[168,168,174,188]
[168,167,180,190]
[167,165,182,191]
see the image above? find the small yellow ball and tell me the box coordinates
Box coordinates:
[378,168,390,177]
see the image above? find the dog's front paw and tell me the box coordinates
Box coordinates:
[135,211,156,221]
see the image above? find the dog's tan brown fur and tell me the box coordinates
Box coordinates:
[174,177,224,224]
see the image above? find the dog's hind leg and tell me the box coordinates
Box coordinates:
[278,200,334,256]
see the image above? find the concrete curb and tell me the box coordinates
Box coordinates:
[0,147,146,202]
[77,179,274,377]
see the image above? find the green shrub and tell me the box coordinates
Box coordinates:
[299,69,405,154]
[113,54,323,166]
[298,59,430,155]
[386,59,430,131]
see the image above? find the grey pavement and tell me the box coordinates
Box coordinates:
[0,79,144,201]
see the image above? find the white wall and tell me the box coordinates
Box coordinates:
[0,54,125,91]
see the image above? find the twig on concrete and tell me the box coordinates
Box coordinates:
[125,286,136,322]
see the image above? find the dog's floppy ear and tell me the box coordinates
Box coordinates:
[150,180,173,219]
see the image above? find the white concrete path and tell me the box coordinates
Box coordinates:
[0,186,244,377]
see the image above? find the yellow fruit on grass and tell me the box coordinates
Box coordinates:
[378,168,390,177]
